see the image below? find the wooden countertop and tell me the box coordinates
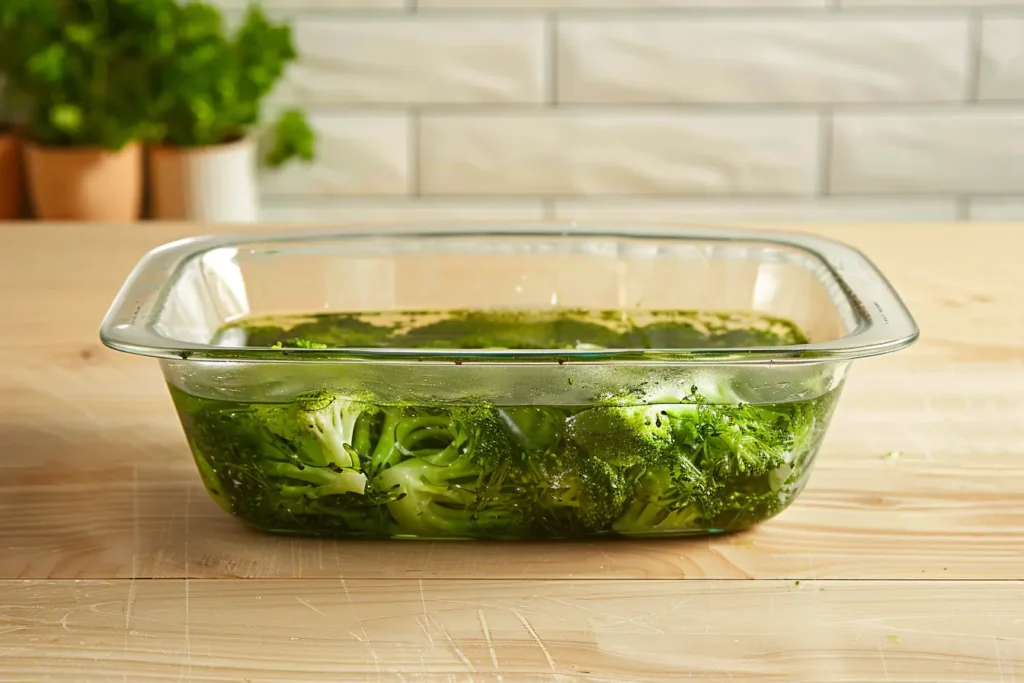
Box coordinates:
[0,221,1021,681]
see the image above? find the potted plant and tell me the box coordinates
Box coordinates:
[0,0,175,221]
[0,80,25,221]
[0,11,32,222]
[148,2,315,223]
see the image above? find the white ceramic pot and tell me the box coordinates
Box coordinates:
[149,137,258,223]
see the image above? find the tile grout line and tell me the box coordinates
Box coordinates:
[329,7,1016,18]
[957,196,971,221]
[260,191,1022,201]
[8,577,1024,584]
[235,5,1024,20]
[542,198,556,219]
[966,10,984,103]
[409,109,421,197]
[817,109,834,197]
[546,13,559,106]
[277,102,1024,115]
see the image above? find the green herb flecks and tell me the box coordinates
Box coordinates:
[217,309,808,351]
[171,384,837,540]
[183,307,828,539]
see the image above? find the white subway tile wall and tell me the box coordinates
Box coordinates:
[419,111,820,195]
[216,1,405,7]
[831,111,1024,194]
[275,18,547,104]
[978,17,1024,100]
[234,0,1024,222]
[420,1,827,7]
[557,18,969,104]
[259,113,411,195]
[260,198,547,222]
[967,197,1024,220]
[553,198,960,222]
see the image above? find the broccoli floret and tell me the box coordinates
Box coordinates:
[256,389,377,495]
[525,404,686,534]
[262,459,368,499]
[499,406,634,535]
[492,405,636,534]
[368,408,459,475]
[564,386,822,535]
[566,402,706,535]
[530,448,632,533]
[613,463,706,535]
[372,405,532,539]
[612,454,718,536]
[607,395,825,534]
[497,406,565,454]
[170,368,835,539]
[567,404,684,466]
[169,386,385,535]
[295,390,372,468]
[670,398,826,480]
[671,404,786,479]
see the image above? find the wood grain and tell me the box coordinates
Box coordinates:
[1,221,1022,680]
[1,579,1022,681]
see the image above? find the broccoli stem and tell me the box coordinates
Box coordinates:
[263,461,367,495]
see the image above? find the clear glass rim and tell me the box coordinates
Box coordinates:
[99,223,919,365]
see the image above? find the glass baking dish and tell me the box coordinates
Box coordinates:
[100,224,917,540]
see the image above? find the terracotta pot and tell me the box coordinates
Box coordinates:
[0,132,23,220]
[25,141,143,221]
[149,137,258,223]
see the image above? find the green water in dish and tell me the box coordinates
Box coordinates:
[215,308,809,351]
[171,309,833,540]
